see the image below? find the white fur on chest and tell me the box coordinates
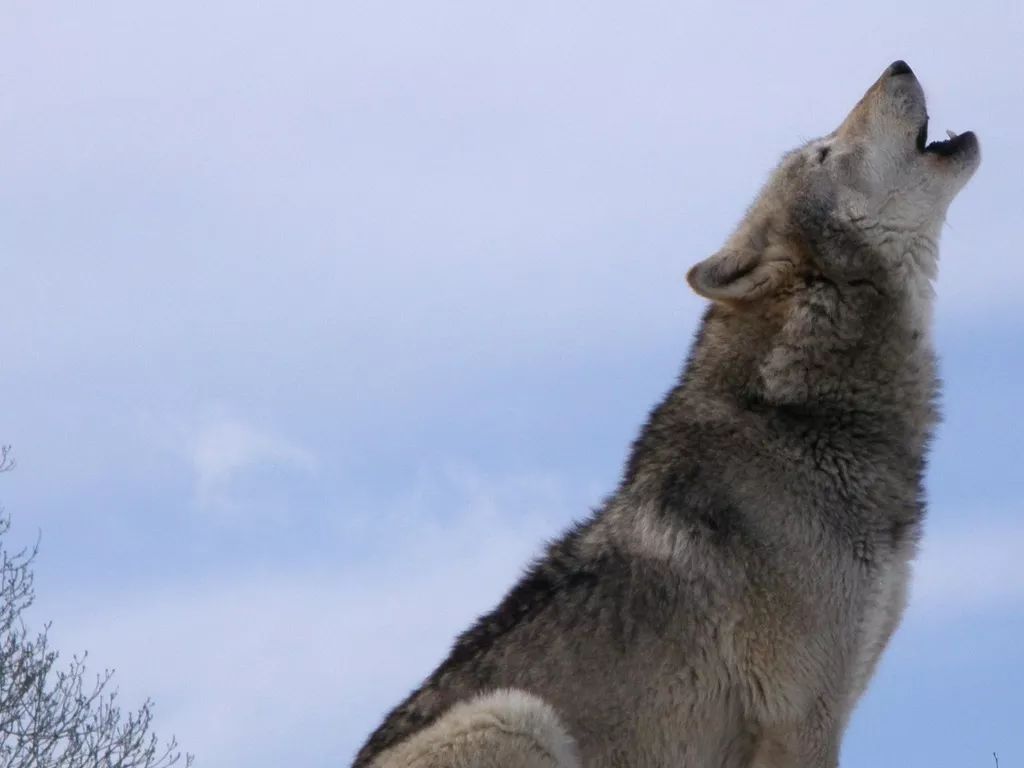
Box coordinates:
[868,218,940,337]
[898,244,937,334]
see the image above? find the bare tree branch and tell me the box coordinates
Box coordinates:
[0,502,193,768]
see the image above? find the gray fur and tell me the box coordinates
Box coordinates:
[353,61,979,768]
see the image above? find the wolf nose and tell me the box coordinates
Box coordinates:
[888,60,914,77]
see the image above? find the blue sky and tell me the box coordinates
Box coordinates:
[1,2,1021,766]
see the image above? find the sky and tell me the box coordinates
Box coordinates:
[1,1,1022,766]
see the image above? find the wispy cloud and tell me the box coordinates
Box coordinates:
[190,415,315,512]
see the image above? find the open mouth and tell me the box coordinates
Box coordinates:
[915,119,975,157]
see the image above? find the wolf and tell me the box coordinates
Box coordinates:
[352,61,979,768]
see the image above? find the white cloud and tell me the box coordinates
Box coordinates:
[190,415,315,512]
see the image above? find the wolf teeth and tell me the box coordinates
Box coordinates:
[946,129,959,140]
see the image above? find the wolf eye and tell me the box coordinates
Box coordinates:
[817,146,831,163]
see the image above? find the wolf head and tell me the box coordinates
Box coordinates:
[689,61,978,310]
[684,61,979,409]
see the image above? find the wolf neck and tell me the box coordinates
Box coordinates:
[615,306,938,505]
[679,292,939,445]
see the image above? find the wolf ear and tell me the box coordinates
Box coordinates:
[686,247,793,302]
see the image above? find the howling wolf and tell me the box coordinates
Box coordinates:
[353,61,979,768]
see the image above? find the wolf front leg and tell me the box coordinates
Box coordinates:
[370,689,581,768]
